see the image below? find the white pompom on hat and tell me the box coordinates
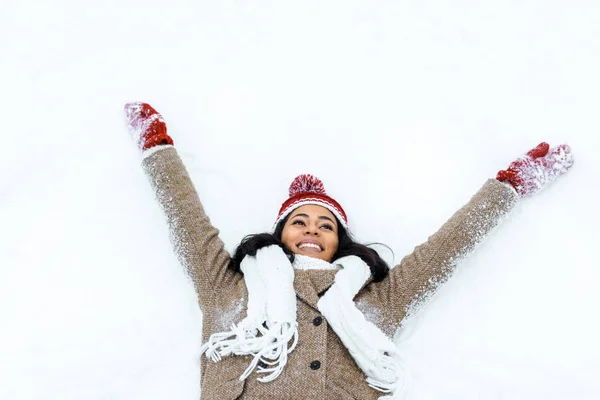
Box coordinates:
[274,174,348,229]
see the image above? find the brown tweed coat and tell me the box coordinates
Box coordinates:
[141,146,519,400]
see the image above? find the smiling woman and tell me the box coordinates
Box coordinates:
[228,183,390,283]
[282,204,340,262]
[124,102,574,400]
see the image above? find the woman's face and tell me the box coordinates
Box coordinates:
[281,204,339,262]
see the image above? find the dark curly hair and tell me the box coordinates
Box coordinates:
[228,214,390,282]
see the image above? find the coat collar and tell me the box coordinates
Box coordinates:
[293,269,337,309]
[293,269,374,310]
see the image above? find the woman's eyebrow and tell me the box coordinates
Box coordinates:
[291,213,309,219]
[291,213,335,225]
[318,216,335,224]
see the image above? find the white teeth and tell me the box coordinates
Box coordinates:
[298,243,322,251]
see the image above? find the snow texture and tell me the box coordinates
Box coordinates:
[403,193,519,324]
[214,298,246,333]
[1,1,600,399]
[509,145,575,197]
[125,102,167,149]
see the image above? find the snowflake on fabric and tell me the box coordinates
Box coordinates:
[496,142,573,197]
[289,174,327,196]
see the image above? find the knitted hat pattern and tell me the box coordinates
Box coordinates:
[275,174,348,229]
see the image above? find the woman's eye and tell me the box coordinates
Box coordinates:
[321,224,334,231]
[292,220,305,226]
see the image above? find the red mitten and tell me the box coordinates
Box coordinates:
[124,102,174,150]
[496,142,574,197]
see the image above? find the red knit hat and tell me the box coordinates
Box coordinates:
[274,174,348,229]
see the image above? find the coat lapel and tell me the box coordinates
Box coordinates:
[293,269,337,309]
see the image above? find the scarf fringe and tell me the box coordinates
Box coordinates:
[366,353,400,390]
[200,319,299,382]
[368,354,409,400]
[199,322,262,361]
[240,321,298,382]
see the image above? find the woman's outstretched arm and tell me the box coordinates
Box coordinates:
[124,102,235,307]
[357,142,574,335]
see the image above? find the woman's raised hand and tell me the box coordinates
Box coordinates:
[124,102,173,151]
[496,142,574,197]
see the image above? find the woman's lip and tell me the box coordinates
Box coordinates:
[297,240,323,251]
[298,245,322,253]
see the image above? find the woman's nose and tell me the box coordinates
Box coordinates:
[305,225,319,235]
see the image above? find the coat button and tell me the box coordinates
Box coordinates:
[313,316,323,326]
[310,360,321,370]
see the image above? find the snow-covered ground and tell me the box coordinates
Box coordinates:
[1,1,599,399]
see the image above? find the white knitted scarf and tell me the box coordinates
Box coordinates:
[200,245,402,399]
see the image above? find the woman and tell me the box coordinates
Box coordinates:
[124,102,573,400]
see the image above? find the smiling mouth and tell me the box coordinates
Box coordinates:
[297,243,323,252]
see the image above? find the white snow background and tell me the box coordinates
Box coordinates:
[1,1,599,399]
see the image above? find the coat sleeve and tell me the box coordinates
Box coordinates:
[140,145,236,306]
[356,179,519,336]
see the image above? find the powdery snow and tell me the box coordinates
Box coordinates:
[1,1,600,399]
